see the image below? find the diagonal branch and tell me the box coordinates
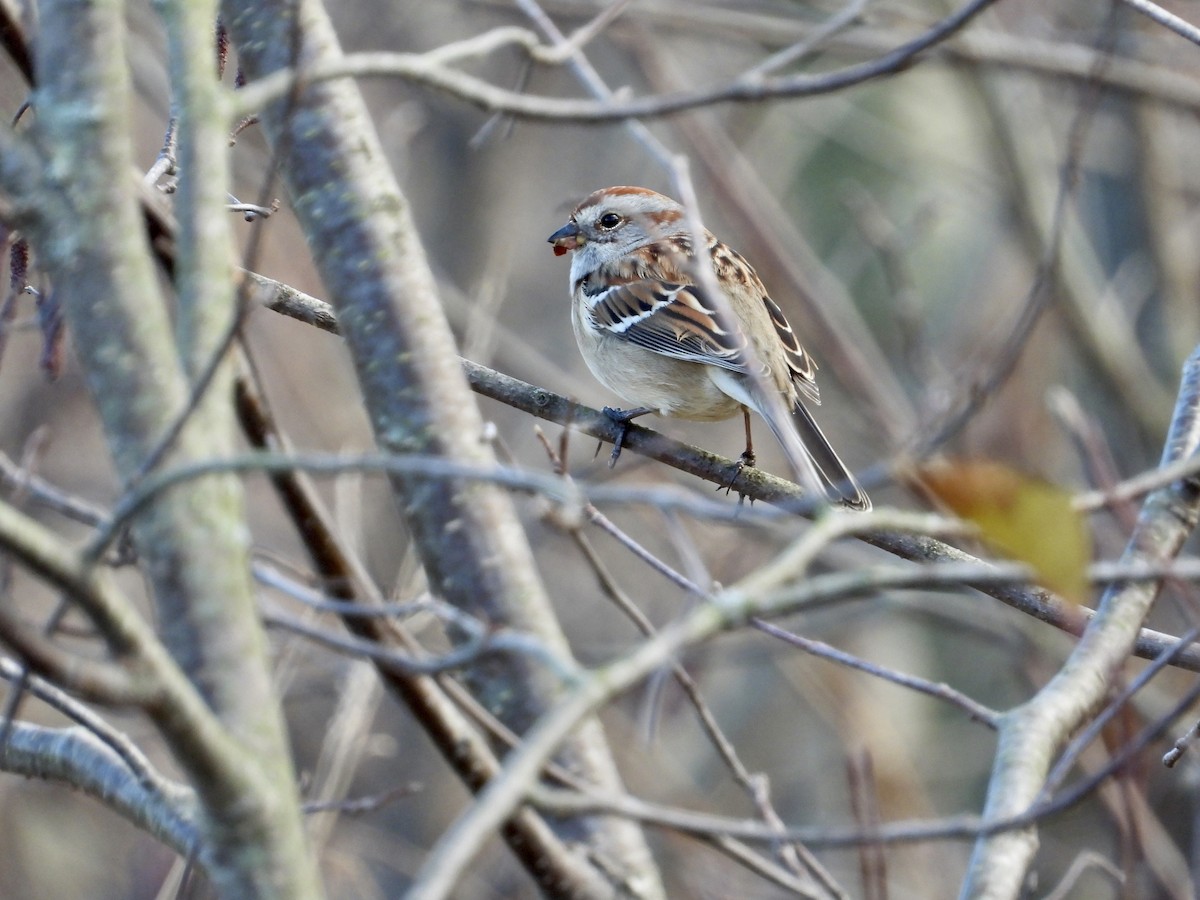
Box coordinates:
[254,274,1200,671]
[960,343,1200,897]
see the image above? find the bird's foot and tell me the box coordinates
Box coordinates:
[719,448,757,506]
[598,406,651,467]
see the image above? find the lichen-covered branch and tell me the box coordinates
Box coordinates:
[0,0,323,894]
[220,0,664,894]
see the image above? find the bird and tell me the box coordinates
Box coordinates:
[547,185,869,510]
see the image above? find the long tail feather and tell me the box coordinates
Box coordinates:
[708,369,870,509]
[787,401,871,510]
[754,391,870,510]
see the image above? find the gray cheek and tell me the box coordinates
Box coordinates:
[589,240,631,267]
[569,246,607,281]
[569,254,593,285]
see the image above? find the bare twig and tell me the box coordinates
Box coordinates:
[232,367,624,899]
[1040,851,1125,900]
[224,0,666,892]
[1119,0,1200,47]
[846,750,887,900]
[0,657,182,800]
[752,619,1000,728]
[0,721,197,853]
[232,0,1001,123]
[1163,716,1200,767]
[534,429,842,895]
[261,604,579,680]
[1041,622,1200,793]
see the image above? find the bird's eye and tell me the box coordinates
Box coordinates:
[598,212,621,229]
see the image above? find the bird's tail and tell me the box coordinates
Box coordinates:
[756,392,871,511]
[789,401,870,510]
[709,369,870,509]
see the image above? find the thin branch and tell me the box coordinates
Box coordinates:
[0,499,153,690]
[251,270,1200,511]
[845,750,886,900]
[533,0,634,64]
[510,0,674,166]
[1163,716,1200,767]
[1041,622,1200,795]
[528,692,1199,850]
[0,604,148,705]
[915,13,1114,454]
[743,0,871,79]
[0,495,272,811]
[411,644,1200,898]
[0,721,197,853]
[494,0,1200,111]
[528,782,993,846]
[233,367,653,898]
[224,0,667,890]
[536,430,841,894]
[1041,851,1125,900]
[1076,451,1200,513]
[751,619,1000,728]
[534,427,707,599]
[406,472,1200,897]
[232,0,1001,122]
[706,835,836,899]
[8,340,1200,675]
[1119,0,1200,46]
[0,450,107,526]
[261,605,579,681]
[73,379,1200,675]
[88,449,791,562]
[401,542,1085,897]
[0,656,183,801]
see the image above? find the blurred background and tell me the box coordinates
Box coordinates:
[1,0,1199,897]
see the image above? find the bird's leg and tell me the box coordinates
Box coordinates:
[739,407,756,469]
[600,406,653,467]
[720,408,757,498]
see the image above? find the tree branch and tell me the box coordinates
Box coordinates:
[220,0,665,894]
[254,274,1200,671]
[231,0,1001,122]
[0,721,197,853]
[0,1,321,892]
[961,344,1200,897]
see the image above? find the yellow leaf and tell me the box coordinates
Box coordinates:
[919,460,1091,604]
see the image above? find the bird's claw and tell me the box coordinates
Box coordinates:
[599,406,645,468]
[718,449,757,507]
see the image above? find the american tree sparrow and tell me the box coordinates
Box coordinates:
[548,185,869,510]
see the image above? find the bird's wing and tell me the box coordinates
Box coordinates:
[709,242,821,406]
[584,278,751,373]
[762,294,820,405]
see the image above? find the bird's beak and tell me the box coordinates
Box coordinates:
[548,222,583,257]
